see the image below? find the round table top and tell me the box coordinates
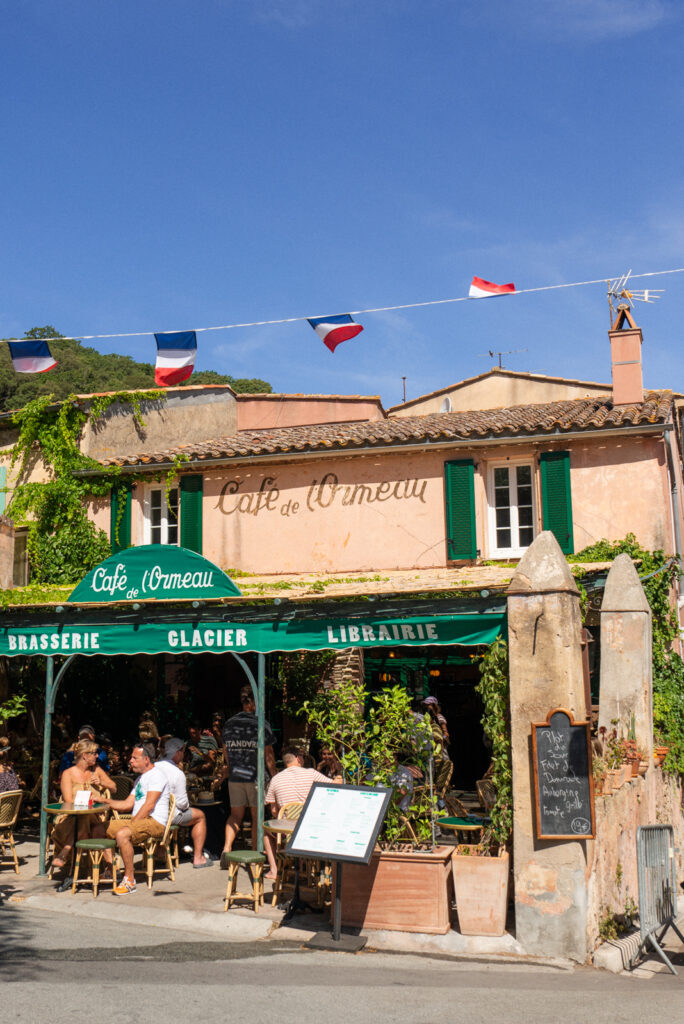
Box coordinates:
[438,816,486,832]
[264,818,296,834]
[44,801,107,815]
[191,799,222,808]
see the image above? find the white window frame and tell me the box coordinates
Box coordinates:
[486,461,537,559]
[142,483,180,546]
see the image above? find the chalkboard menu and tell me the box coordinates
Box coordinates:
[532,708,595,840]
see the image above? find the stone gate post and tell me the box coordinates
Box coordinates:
[597,552,654,815]
[507,531,589,962]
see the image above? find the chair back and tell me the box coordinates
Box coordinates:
[160,794,176,846]
[278,801,303,820]
[111,775,134,801]
[0,790,23,828]
[476,778,496,813]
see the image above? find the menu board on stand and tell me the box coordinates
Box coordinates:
[286,783,392,951]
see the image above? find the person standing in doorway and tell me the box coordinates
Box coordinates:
[219,684,277,869]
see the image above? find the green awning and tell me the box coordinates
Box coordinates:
[0,610,505,657]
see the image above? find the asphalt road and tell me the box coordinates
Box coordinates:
[2,905,683,1024]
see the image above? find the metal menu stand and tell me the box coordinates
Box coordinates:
[286,783,392,953]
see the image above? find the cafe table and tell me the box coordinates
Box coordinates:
[437,815,488,844]
[44,801,109,892]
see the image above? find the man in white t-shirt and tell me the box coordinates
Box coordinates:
[155,738,212,869]
[104,742,170,895]
[263,747,330,879]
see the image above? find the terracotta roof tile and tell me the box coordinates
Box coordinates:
[98,391,673,468]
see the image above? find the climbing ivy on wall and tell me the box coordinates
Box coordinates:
[571,534,684,775]
[7,390,165,585]
[475,636,512,846]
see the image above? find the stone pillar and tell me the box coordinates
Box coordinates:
[598,553,654,814]
[507,531,589,963]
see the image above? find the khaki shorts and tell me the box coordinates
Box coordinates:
[228,780,259,809]
[107,817,165,843]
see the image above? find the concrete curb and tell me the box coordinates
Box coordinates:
[17,892,574,969]
[20,892,276,942]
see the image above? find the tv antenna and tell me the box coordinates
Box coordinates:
[607,270,664,322]
[477,348,527,369]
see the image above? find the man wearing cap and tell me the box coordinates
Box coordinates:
[155,738,212,869]
[422,697,450,745]
[58,724,110,776]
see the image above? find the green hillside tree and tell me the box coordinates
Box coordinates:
[0,327,271,411]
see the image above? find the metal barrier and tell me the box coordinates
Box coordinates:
[631,824,684,974]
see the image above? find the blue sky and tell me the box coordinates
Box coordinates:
[1,0,683,406]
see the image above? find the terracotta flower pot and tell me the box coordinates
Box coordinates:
[338,845,454,934]
[451,849,510,937]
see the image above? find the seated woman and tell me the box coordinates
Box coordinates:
[51,740,117,875]
[0,737,23,792]
[316,745,343,782]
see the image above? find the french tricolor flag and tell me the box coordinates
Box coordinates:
[154,331,197,386]
[307,314,364,353]
[469,276,516,299]
[8,338,57,374]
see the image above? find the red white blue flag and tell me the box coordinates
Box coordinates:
[307,314,364,353]
[469,276,516,298]
[154,331,197,386]
[8,338,57,374]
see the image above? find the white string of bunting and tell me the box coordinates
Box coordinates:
[3,266,684,384]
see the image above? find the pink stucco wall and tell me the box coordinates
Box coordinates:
[236,395,384,430]
[201,452,447,573]
[569,434,674,554]
[89,430,679,575]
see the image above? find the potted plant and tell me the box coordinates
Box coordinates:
[450,638,512,937]
[451,841,510,936]
[303,678,454,934]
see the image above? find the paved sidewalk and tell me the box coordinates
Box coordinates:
[3,836,561,965]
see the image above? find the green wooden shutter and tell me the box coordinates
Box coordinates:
[540,451,574,555]
[444,459,477,560]
[110,484,132,554]
[180,475,203,553]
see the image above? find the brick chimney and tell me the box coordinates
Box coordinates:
[608,304,644,406]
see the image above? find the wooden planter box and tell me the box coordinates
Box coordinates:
[338,845,454,934]
[452,849,510,936]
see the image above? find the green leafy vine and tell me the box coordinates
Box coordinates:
[7,390,166,584]
[475,636,512,847]
[571,534,684,774]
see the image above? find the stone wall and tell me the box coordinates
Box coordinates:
[586,768,684,948]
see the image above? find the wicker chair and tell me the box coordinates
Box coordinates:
[271,802,303,907]
[476,778,497,813]
[142,794,177,888]
[0,790,24,873]
[110,775,134,802]
[111,795,177,887]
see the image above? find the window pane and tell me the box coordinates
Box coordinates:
[516,465,531,485]
[496,507,511,528]
[168,522,178,544]
[494,467,508,487]
[520,527,534,547]
[151,524,161,544]
[519,505,533,527]
[497,528,511,547]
